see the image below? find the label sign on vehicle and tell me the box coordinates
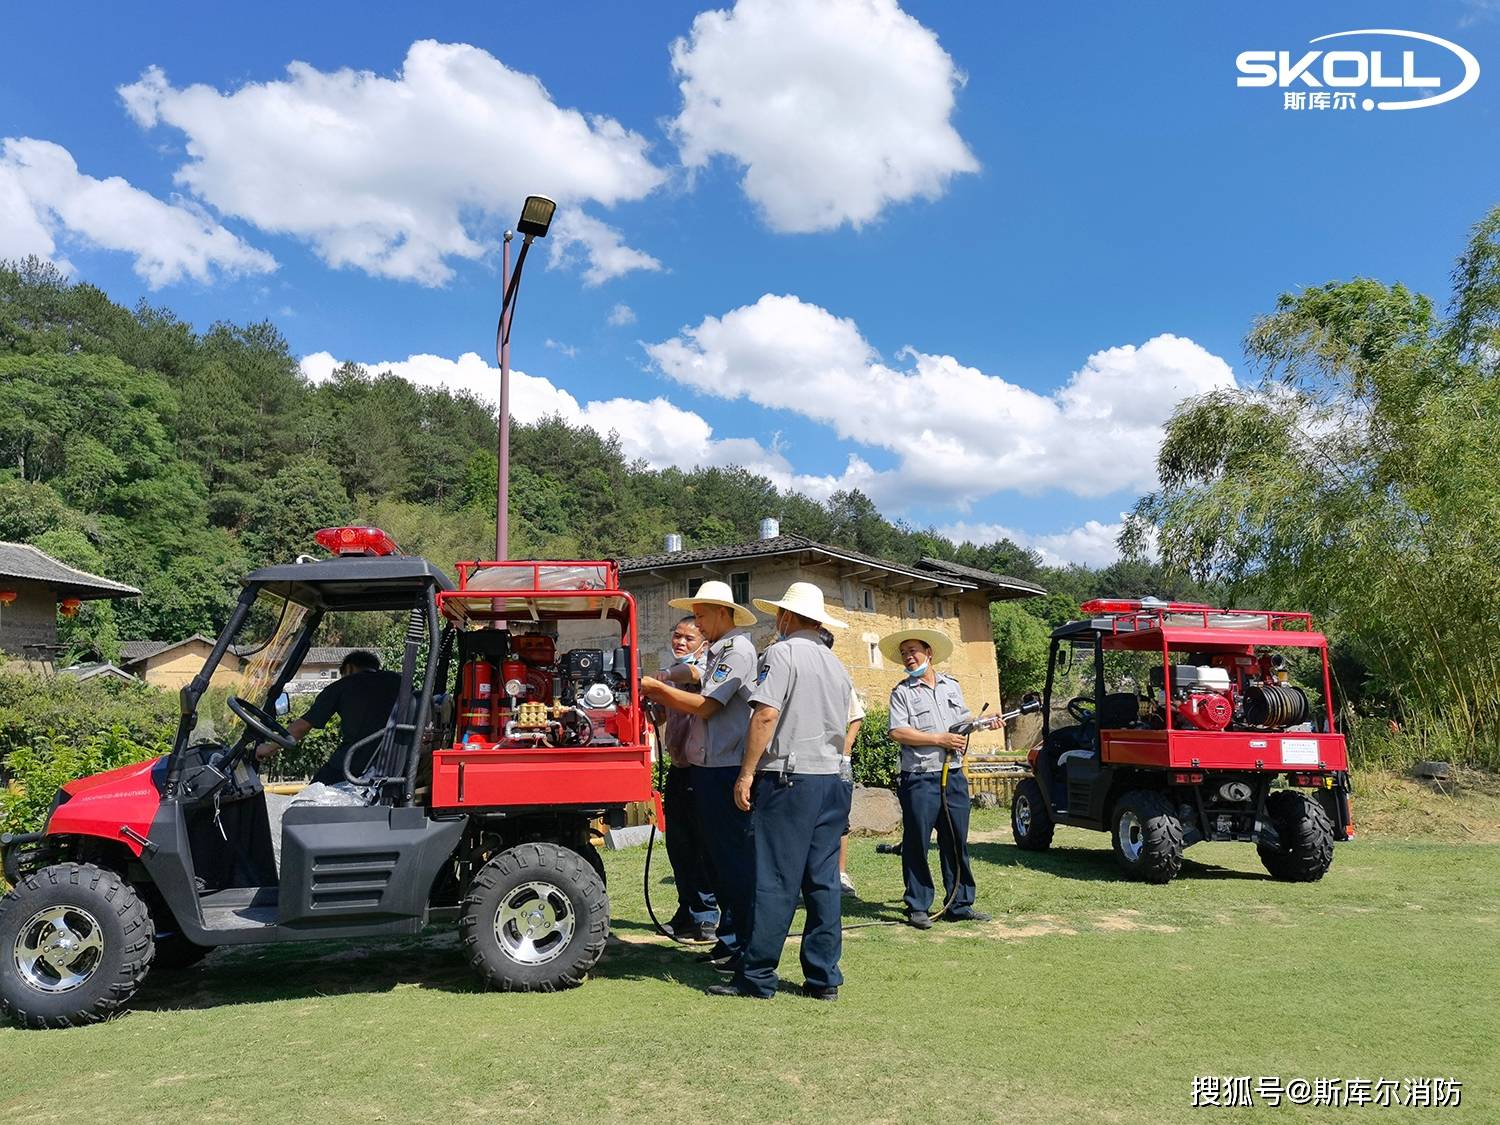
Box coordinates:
[1280,738,1320,765]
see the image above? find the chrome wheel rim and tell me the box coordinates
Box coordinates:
[1015,794,1033,836]
[1118,810,1144,863]
[495,881,575,966]
[13,905,105,993]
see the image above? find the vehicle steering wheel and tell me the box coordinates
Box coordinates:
[1066,695,1096,724]
[228,696,298,750]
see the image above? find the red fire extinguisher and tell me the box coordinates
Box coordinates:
[461,658,494,742]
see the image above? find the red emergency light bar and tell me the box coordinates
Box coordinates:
[1079,598,1217,616]
[315,526,400,557]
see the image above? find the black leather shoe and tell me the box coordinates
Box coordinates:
[940,909,993,922]
[706,983,767,999]
[906,910,933,930]
[686,923,719,944]
[711,958,742,975]
[698,942,734,962]
[801,983,838,1001]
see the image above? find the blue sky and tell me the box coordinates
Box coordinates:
[2,1,1495,564]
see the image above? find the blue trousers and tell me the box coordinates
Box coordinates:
[738,773,848,997]
[897,768,976,915]
[693,766,755,958]
[663,766,718,925]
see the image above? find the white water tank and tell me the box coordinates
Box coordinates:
[759,517,780,540]
[664,533,683,553]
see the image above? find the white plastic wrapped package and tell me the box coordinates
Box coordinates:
[266,783,371,872]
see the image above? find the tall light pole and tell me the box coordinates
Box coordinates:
[495,195,556,561]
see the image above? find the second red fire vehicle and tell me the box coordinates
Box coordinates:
[1012,599,1354,884]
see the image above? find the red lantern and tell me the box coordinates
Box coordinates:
[58,597,82,618]
[0,590,16,607]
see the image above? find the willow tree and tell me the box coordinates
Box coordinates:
[1126,208,1500,765]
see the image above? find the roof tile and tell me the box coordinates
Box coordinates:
[0,542,139,599]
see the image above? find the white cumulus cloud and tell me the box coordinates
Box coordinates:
[120,41,667,286]
[607,303,637,327]
[547,211,662,286]
[669,0,979,232]
[938,518,1148,568]
[0,137,275,287]
[645,293,1236,508]
[297,349,865,500]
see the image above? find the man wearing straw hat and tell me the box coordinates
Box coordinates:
[706,582,853,1001]
[883,627,993,928]
[641,580,759,972]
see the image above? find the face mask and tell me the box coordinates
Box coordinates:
[905,660,929,679]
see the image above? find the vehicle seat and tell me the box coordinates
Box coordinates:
[1099,692,1141,729]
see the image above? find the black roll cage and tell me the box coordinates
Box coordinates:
[1040,623,1106,745]
[165,558,449,807]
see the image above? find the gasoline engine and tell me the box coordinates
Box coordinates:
[454,630,632,748]
[1149,654,1311,732]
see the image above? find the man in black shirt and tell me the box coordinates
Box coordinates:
[256,650,402,785]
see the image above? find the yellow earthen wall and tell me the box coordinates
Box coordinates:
[139,641,243,690]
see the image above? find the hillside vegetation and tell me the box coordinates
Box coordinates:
[3,205,1497,772]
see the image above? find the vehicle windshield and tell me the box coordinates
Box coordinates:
[187,590,309,746]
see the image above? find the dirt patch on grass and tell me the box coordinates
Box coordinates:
[1090,909,1179,934]
[1353,768,1500,842]
[988,916,1080,939]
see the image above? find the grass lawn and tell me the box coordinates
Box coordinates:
[1,773,1496,1123]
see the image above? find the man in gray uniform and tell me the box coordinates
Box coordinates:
[884,628,993,929]
[708,582,852,1001]
[641,579,759,971]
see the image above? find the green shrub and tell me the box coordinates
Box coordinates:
[0,668,176,767]
[2,726,166,835]
[1344,711,1499,773]
[852,704,901,788]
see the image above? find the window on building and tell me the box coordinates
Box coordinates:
[868,641,880,667]
[935,597,946,617]
[730,572,750,606]
[906,595,917,616]
[862,587,875,612]
[687,577,704,597]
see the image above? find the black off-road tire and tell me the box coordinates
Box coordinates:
[582,841,607,889]
[1110,790,1184,884]
[1011,778,1055,851]
[459,843,608,992]
[1259,790,1336,882]
[0,863,154,1028]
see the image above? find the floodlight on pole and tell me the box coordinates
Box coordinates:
[495,195,555,564]
[516,195,556,238]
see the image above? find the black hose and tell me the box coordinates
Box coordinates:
[1243,683,1310,728]
[642,711,697,945]
[640,710,903,941]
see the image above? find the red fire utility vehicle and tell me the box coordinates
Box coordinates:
[0,529,653,1027]
[1011,599,1354,884]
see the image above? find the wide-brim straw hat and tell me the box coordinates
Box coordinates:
[669,579,757,628]
[752,581,847,630]
[878,627,953,667]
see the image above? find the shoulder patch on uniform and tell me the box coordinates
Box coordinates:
[712,663,730,683]
[756,659,770,685]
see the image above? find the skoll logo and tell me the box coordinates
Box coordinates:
[1237,29,1479,112]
